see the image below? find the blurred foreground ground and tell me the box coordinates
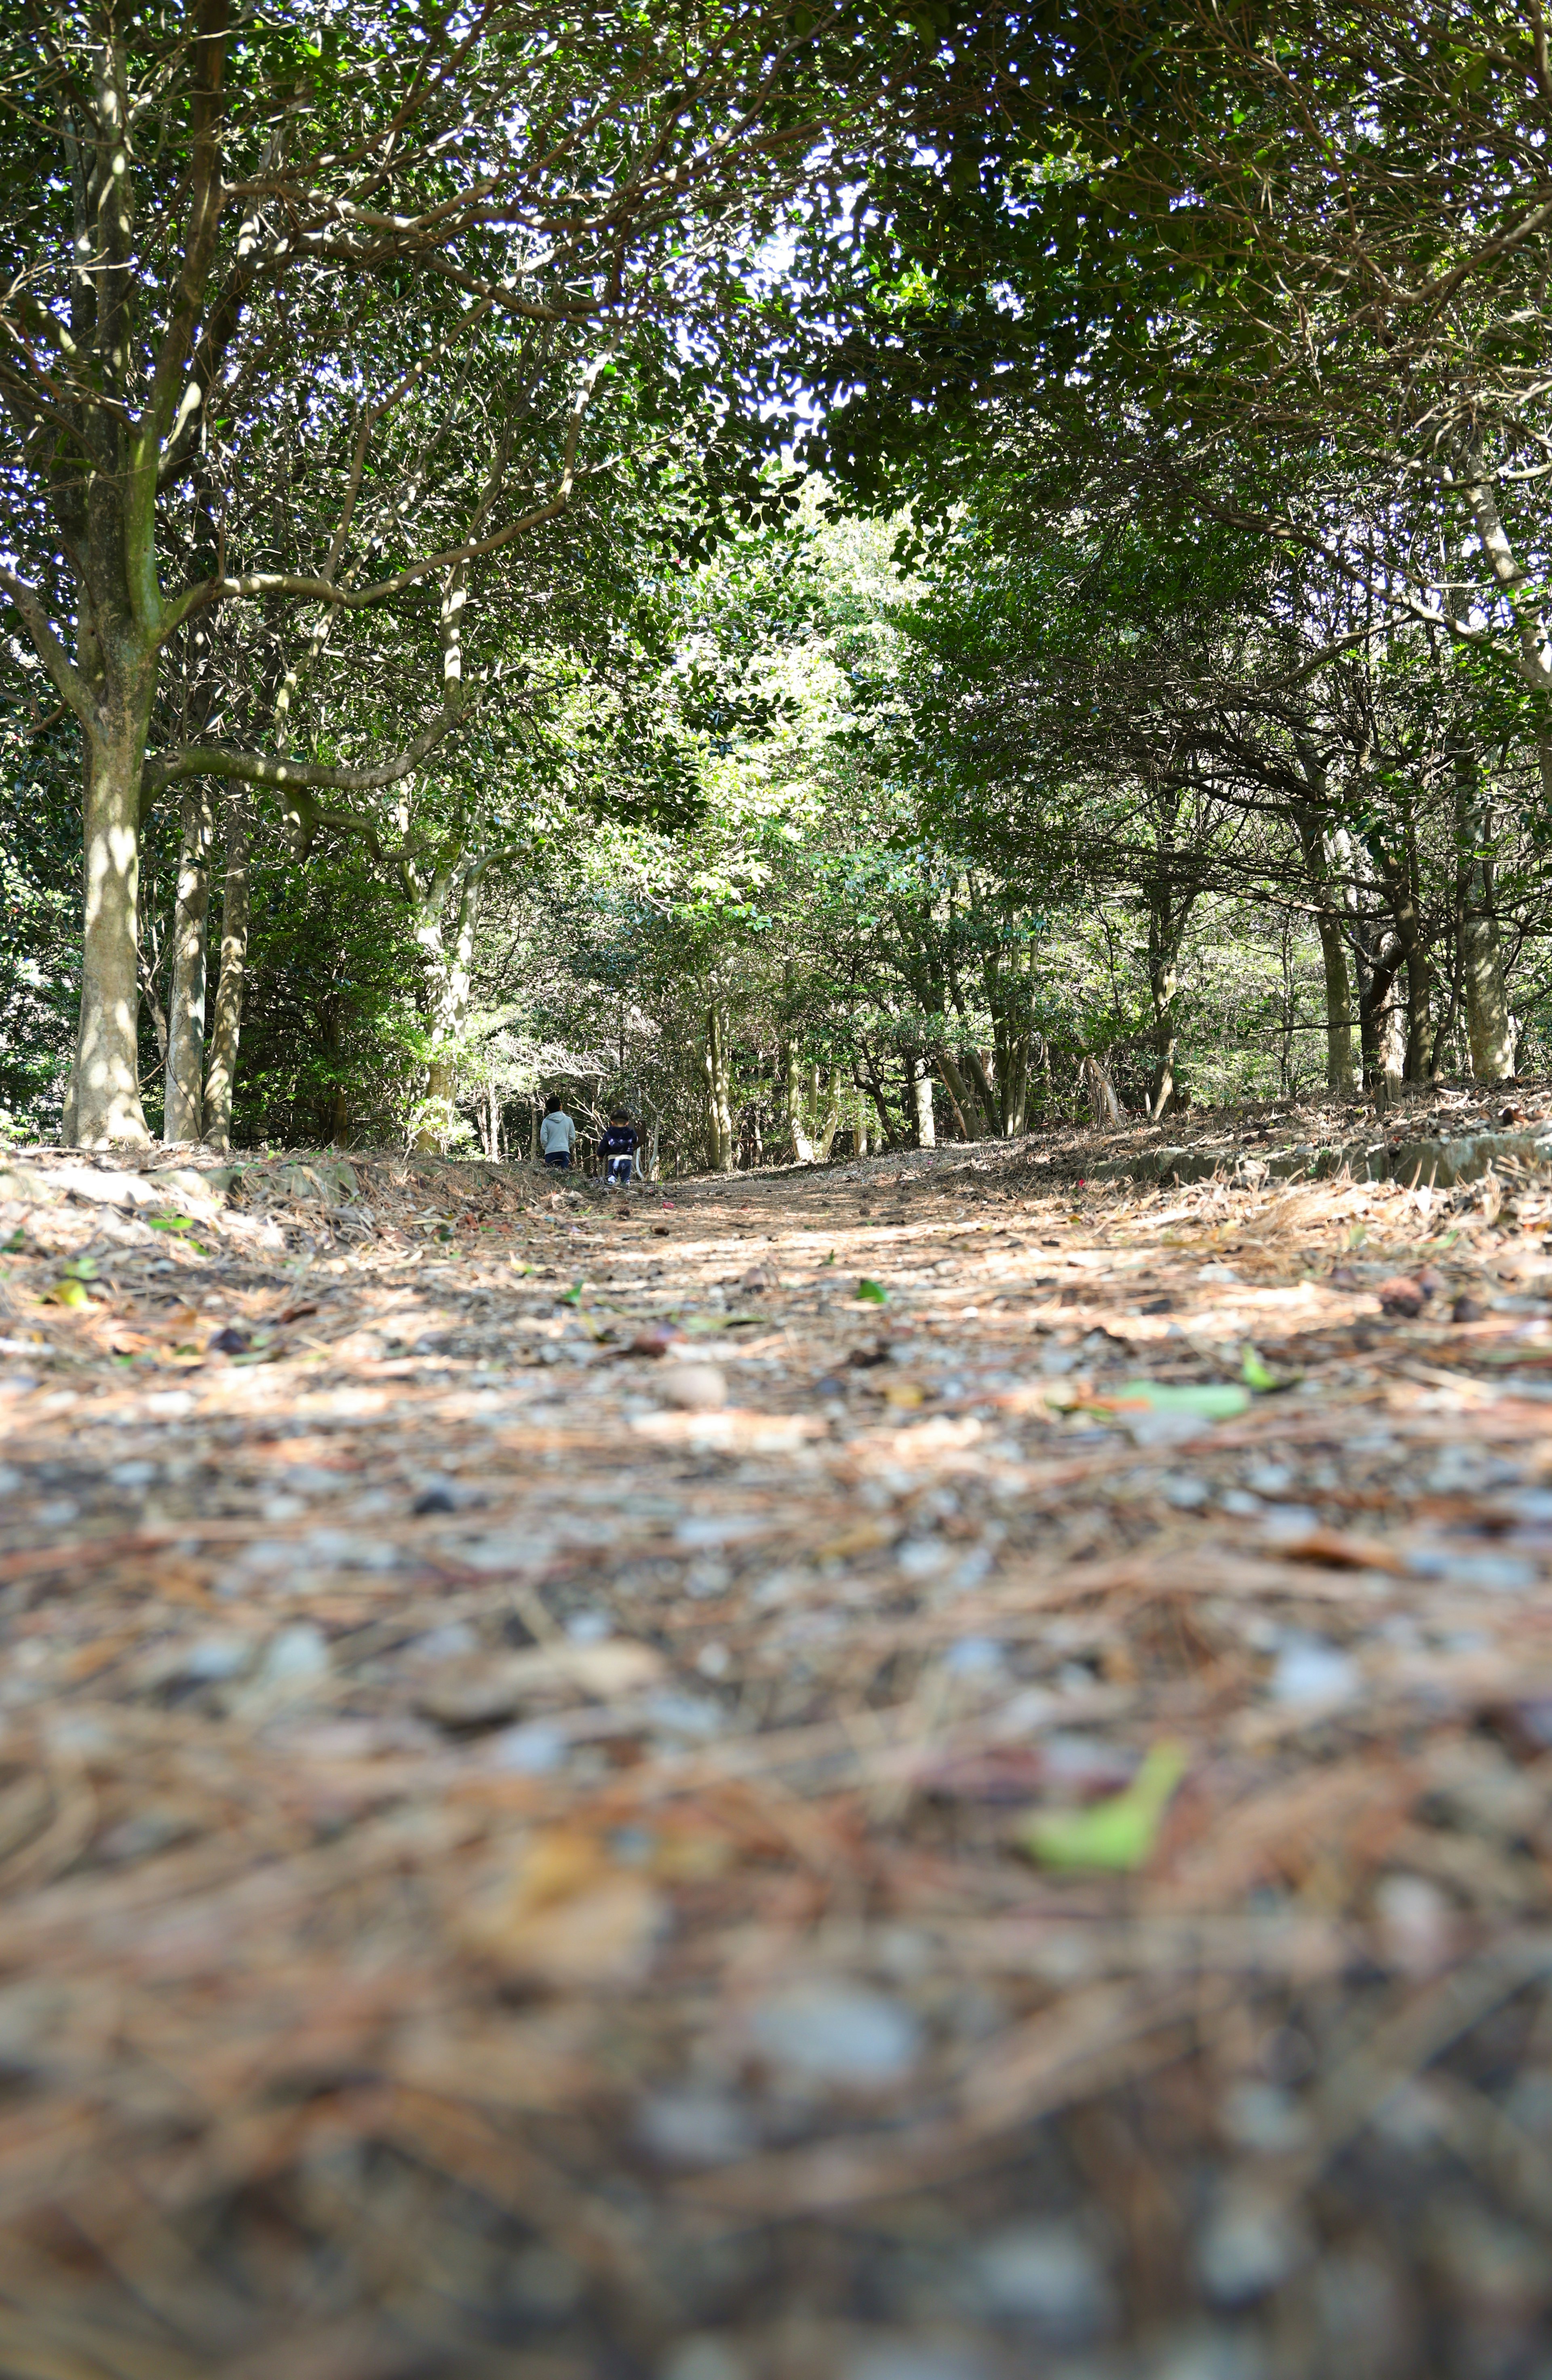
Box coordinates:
[4,1092,1552,2379]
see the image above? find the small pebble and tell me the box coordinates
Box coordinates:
[260,1624,329,1683]
[842,2346,996,2380]
[487,1721,568,1775]
[1162,1473,1209,1509]
[943,1635,1003,1677]
[1197,2189,1310,2303]
[750,1981,921,2087]
[658,1362,728,1411]
[1220,2081,1312,2154]
[1269,1633,1359,1708]
[661,2340,754,2380]
[179,1633,254,1683]
[974,2218,1112,2333]
[1373,1872,1453,1976]
[638,2091,756,2167]
[897,1535,950,1580]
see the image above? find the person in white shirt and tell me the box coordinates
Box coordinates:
[539,1095,576,1170]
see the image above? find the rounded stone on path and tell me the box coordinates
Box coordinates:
[974,2218,1113,2334]
[842,2342,997,2380]
[1197,2188,1311,2304]
[260,1624,329,1683]
[658,1362,728,1411]
[661,2340,754,2380]
[638,2090,756,2167]
[1373,1872,1453,1977]
[750,1980,922,2087]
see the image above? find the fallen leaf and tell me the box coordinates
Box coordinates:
[459,1828,666,1988]
[1016,1740,1189,1872]
[1090,1380,1250,1421]
[854,1278,889,1304]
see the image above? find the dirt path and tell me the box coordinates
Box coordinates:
[4,1120,1552,2379]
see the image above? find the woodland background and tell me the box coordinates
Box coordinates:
[5,2,1552,1165]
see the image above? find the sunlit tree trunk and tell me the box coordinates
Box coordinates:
[935,1050,974,1139]
[1291,780,1357,1099]
[202,790,251,1152]
[783,1041,815,1162]
[909,1055,935,1148]
[71,695,158,1145]
[411,867,480,1152]
[1454,737,1515,1080]
[703,1001,735,1172]
[164,784,213,1142]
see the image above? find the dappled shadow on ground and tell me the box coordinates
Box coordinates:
[3,1113,1552,2378]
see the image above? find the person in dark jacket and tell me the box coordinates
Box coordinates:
[600,1113,639,1188]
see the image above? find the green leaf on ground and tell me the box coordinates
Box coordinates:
[1099,1379,1250,1420]
[1240,1343,1278,1391]
[1016,1740,1189,1872]
[148,1214,196,1233]
[855,1278,889,1304]
[61,1255,98,1281]
[48,1278,91,1309]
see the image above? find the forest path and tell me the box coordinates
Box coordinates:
[2,1123,1552,2377]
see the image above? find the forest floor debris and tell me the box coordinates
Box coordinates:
[5,1093,1552,2376]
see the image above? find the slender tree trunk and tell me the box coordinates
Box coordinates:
[413,869,479,1152]
[935,1049,974,1139]
[964,1045,998,1128]
[71,706,156,1145]
[703,1002,734,1172]
[164,784,213,1143]
[783,1042,815,1162]
[202,790,251,1152]
[910,1054,936,1148]
[1081,1054,1124,1126]
[1371,955,1406,1108]
[1454,738,1515,1080]
[1285,766,1361,1099]
[1314,917,1356,1097]
[1292,798,1358,1099]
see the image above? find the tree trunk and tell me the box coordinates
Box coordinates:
[910,1055,936,1148]
[202,790,251,1152]
[964,1045,998,1129]
[413,870,479,1152]
[71,711,155,1145]
[1314,911,1357,1098]
[703,1002,735,1173]
[935,1049,975,1139]
[1455,738,1515,1080]
[164,784,213,1143]
[1081,1054,1123,1126]
[783,1042,815,1163]
[1291,765,1358,1102]
[1372,956,1406,1108]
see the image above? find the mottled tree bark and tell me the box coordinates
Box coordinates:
[164,784,213,1142]
[202,790,251,1151]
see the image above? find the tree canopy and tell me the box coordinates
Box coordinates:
[6,0,1552,1164]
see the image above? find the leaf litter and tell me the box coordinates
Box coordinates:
[3,1102,1552,2373]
